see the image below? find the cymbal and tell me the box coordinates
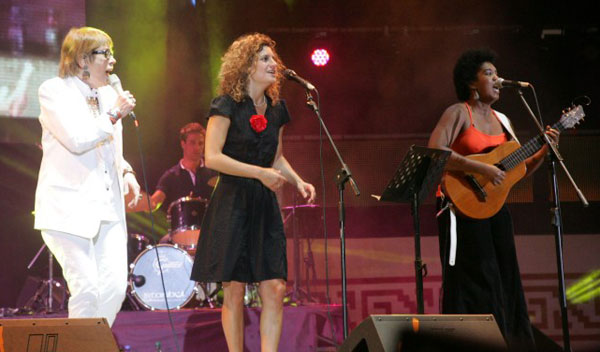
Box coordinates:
[207,176,218,187]
[281,204,320,210]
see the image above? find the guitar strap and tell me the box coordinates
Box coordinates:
[436,194,459,266]
[445,109,518,266]
[449,204,457,266]
[494,110,519,143]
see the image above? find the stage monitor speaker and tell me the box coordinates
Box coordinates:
[0,318,119,352]
[338,314,507,352]
[531,325,563,352]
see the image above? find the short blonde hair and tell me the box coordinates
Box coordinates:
[218,33,284,105]
[59,27,113,78]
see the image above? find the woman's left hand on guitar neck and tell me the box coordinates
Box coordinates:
[524,126,560,177]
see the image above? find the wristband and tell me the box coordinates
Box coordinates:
[107,107,122,124]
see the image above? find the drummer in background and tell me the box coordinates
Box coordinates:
[150,122,217,211]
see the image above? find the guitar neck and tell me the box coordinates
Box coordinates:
[499,120,565,171]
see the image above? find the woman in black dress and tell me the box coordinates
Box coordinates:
[191,33,316,352]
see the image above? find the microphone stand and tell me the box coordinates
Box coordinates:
[516,89,588,352]
[305,89,360,340]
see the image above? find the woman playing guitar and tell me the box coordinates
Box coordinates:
[428,48,559,351]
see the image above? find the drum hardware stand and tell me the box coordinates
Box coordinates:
[196,283,218,308]
[125,271,142,311]
[303,236,317,301]
[245,283,261,307]
[125,291,142,311]
[206,288,220,308]
[286,193,318,305]
[516,91,589,352]
[23,244,67,314]
[377,145,450,314]
[305,88,360,339]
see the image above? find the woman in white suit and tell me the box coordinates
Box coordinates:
[34,27,140,326]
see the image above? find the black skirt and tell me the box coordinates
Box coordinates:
[190,174,287,283]
[437,199,535,351]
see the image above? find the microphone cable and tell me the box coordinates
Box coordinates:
[310,87,339,346]
[527,84,545,126]
[128,115,182,352]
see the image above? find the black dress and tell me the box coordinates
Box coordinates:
[190,94,289,283]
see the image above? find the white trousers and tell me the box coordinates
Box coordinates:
[41,220,128,326]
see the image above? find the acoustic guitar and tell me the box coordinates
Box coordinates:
[442,105,585,219]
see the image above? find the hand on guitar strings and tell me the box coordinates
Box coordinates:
[481,163,506,186]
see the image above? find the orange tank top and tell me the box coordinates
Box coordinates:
[451,103,508,155]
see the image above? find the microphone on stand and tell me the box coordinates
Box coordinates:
[108,74,138,123]
[495,77,530,89]
[283,69,316,91]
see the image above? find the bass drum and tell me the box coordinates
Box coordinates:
[129,244,196,310]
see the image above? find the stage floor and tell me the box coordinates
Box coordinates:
[4,304,343,351]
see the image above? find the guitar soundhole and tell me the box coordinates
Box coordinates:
[465,174,487,201]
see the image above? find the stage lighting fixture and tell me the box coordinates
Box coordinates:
[310,48,330,67]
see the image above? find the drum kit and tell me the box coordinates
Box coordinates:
[126,196,260,311]
[20,193,313,314]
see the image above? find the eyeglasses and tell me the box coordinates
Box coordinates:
[91,49,113,59]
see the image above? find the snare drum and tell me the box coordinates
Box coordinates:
[167,196,207,251]
[128,244,196,310]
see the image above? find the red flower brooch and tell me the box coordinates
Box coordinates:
[249,114,267,133]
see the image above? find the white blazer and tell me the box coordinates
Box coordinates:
[34,76,130,239]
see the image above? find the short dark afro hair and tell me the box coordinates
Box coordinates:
[453,48,497,101]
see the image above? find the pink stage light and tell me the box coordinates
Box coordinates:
[310,48,330,67]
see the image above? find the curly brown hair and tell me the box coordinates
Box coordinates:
[218,33,284,105]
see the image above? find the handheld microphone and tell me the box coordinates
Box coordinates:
[283,69,316,91]
[494,77,530,89]
[108,74,137,121]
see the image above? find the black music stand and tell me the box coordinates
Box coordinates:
[379,145,450,313]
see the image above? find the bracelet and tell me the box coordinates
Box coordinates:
[107,107,122,124]
[123,169,136,177]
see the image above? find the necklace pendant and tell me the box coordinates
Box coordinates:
[253,94,267,107]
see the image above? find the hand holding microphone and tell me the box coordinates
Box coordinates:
[108,74,137,123]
